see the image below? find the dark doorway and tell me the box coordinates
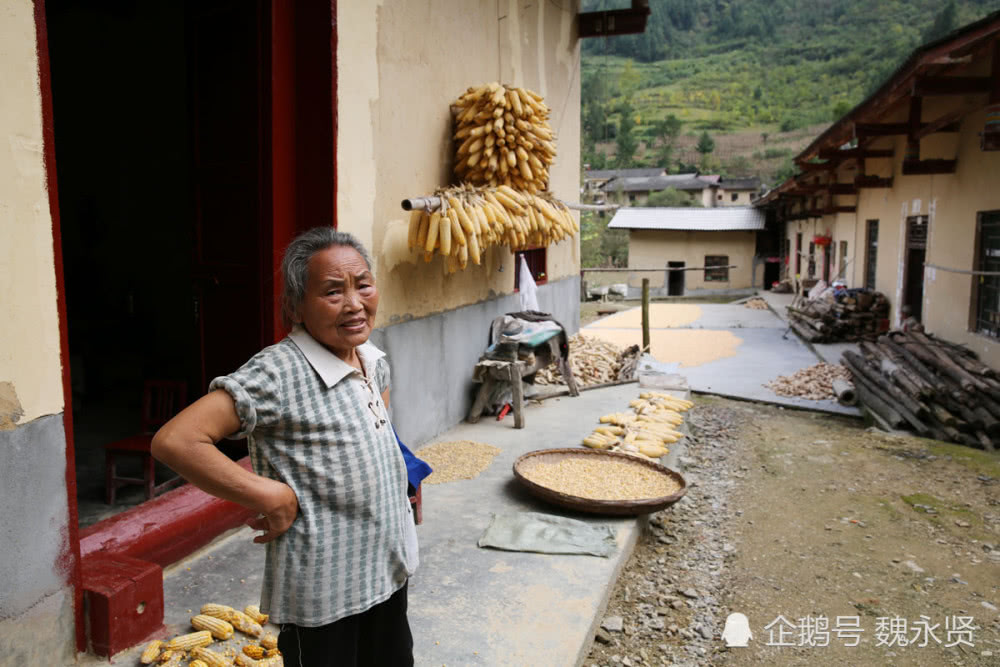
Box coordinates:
[46,0,271,526]
[763,260,780,289]
[903,215,928,321]
[668,262,685,296]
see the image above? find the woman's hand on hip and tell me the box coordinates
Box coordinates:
[247,479,299,544]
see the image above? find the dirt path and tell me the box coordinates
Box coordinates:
[585,397,1000,667]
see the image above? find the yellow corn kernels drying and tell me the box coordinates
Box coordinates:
[191,614,234,640]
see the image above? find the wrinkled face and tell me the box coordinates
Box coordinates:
[295,245,378,361]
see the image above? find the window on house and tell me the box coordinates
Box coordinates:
[731,193,739,202]
[514,247,547,291]
[973,211,1000,337]
[717,194,723,201]
[865,220,879,289]
[704,255,729,282]
[795,232,802,275]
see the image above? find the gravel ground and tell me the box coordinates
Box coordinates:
[585,400,752,666]
[585,397,1000,667]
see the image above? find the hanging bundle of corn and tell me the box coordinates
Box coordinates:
[407,184,578,271]
[451,83,556,193]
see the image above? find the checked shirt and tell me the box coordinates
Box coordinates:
[210,328,415,626]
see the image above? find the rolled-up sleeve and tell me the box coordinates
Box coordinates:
[208,356,284,439]
[375,357,391,395]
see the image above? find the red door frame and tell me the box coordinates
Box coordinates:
[34,0,336,651]
[32,0,85,651]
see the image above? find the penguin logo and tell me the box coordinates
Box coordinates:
[721,613,753,647]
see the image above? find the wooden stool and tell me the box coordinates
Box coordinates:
[104,380,187,504]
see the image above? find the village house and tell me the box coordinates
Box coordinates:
[756,10,1000,367]
[606,206,767,297]
[591,171,760,207]
[1,0,598,660]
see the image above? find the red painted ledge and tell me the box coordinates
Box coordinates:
[80,457,257,568]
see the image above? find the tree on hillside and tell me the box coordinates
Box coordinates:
[696,131,715,171]
[616,100,639,168]
[646,187,701,208]
[653,114,683,170]
[922,1,958,43]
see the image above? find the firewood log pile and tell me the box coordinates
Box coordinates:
[534,334,640,387]
[842,330,1000,451]
[787,289,890,343]
[764,363,852,401]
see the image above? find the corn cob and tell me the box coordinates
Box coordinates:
[165,630,213,651]
[192,613,234,640]
[201,603,236,620]
[156,648,177,664]
[265,648,281,659]
[242,645,266,659]
[160,652,184,667]
[229,610,263,637]
[190,661,210,667]
[260,633,278,650]
[190,646,233,667]
[140,639,164,664]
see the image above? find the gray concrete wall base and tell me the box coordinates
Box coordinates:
[0,590,76,665]
[0,414,75,662]
[371,276,580,447]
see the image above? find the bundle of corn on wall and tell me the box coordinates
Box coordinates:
[451,82,555,193]
[407,183,578,271]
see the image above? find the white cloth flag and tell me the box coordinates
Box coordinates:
[519,256,539,311]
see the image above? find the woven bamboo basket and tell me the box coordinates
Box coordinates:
[512,448,687,516]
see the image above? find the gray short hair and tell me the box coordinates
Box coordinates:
[280,227,374,328]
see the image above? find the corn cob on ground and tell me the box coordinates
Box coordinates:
[140,639,163,664]
[190,646,232,667]
[192,613,235,640]
[165,630,213,651]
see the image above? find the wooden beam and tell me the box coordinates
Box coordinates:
[902,159,957,175]
[796,161,834,172]
[829,183,858,195]
[578,4,651,38]
[914,108,973,139]
[914,76,992,95]
[817,147,894,160]
[855,175,893,188]
[856,121,960,136]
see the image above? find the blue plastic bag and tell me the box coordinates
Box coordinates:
[394,428,432,491]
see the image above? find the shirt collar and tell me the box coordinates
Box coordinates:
[288,326,385,389]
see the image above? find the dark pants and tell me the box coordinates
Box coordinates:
[278,582,413,667]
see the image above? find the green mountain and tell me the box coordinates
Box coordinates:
[581,0,1000,184]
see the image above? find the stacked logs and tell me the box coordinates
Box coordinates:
[842,330,999,450]
[787,290,890,343]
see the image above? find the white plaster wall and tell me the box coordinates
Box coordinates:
[0,0,64,425]
[337,0,581,327]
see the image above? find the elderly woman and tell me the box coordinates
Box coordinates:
[152,228,416,666]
